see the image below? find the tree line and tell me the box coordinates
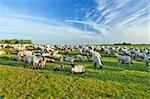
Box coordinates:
[0,39,32,44]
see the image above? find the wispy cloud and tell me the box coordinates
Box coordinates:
[67,0,149,43]
[0,6,104,44]
[0,0,149,44]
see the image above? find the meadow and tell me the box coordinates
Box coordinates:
[0,45,149,98]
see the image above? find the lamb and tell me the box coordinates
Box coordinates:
[91,55,103,69]
[70,64,85,73]
[115,53,133,66]
[143,54,150,66]
[54,64,65,71]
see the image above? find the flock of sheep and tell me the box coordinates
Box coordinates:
[0,44,150,73]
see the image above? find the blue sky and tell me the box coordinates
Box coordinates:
[0,0,149,44]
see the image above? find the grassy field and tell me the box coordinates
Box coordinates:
[0,48,150,98]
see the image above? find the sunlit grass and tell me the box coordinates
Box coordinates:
[0,47,149,98]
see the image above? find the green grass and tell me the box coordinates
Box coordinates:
[0,49,150,98]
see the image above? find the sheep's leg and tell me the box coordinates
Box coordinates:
[129,62,131,67]
[93,63,97,68]
[117,60,121,65]
[146,62,149,66]
[100,65,103,70]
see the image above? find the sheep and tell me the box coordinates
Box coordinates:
[75,54,87,61]
[143,54,150,66]
[18,51,32,57]
[91,55,103,69]
[64,56,75,62]
[24,55,43,68]
[10,55,21,61]
[54,64,65,71]
[103,48,111,56]
[0,51,6,55]
[38,57,48,69]
[90,50,101,58]
[77,48,83,54]
[115,53,133,66]
[70,64,85,73]
[46,58,55,63]
[135,51,145,58]
[52,53,63,59]
[32,56,43,66]
[24,55,33,66]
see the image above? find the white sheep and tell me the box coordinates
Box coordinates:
[90,50,101,58]
[115,53,133,66]
[18,51,32,57]
[24,55,43,68]
[143,54,150,66]
[64,56,75,62]
[38,57,48,69]
[24,55,33,66]
[54,64,65,71]
[91,55,103,69]
[75,54,87,61]
[52,53,63,59]
[70,64,85,73]
[103,48,111,56]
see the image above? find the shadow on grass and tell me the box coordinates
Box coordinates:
[0,56,23,67]
[102,60,149,72]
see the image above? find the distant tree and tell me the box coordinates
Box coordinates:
[122,42,131,45]
[0,39,32,44]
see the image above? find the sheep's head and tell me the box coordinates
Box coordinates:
[60,64,64,68]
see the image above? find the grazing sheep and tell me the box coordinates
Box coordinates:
[24,55,43,68]
[115,53,133,66]
[143,54,150,66]
[90,50,101,58]
[103,49,111,56]
[32,56,43,66]
[135,52,145,58]
[75,54,87,61]
[70,64,85,73]
[54,64,65,71]
[91,55,103,69]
